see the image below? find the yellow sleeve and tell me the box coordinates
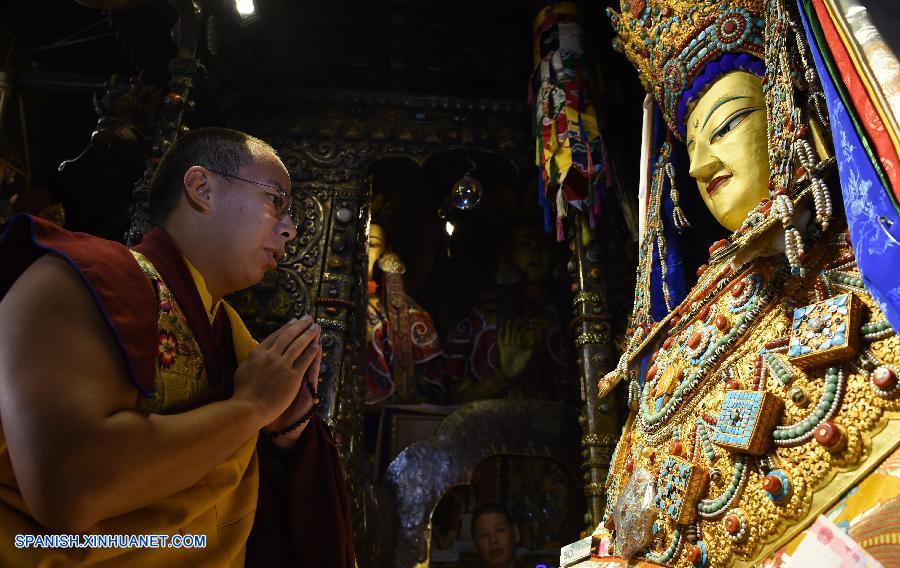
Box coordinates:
[221,301,258,365]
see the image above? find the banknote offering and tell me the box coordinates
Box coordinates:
[788,515,882,568]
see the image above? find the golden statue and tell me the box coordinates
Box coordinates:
[364,221,442,404]
[426,224,576,403]
[589,0,900,565]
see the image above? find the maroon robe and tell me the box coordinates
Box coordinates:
[0,213,355,567]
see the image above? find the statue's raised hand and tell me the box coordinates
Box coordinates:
[497,319,537,380]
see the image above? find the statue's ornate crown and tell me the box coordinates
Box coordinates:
[608,0,766,139]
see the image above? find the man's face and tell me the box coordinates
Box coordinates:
[474,512,518,567]
[212,150,295,292]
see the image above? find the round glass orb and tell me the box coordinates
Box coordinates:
[451,175,482,211]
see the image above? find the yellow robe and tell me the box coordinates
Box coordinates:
[0,253,260,567]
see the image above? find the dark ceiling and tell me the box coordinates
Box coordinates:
[1,0,644,236]
[1,0,539,102]
[244,0,534,98]
[2,0,635,112]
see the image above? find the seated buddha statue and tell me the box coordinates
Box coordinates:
[364,221,442,405]
[428,224,575,403]
[592,0,900,565]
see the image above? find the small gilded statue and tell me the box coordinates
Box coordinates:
[592,0,900,565]
[364,221,442,405]
[427,224,575,403]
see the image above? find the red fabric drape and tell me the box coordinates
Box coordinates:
[810,0,900,201]
[0,214,157,395]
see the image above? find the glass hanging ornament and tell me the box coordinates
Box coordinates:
[451,170,482,211]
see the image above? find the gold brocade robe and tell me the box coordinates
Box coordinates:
[602,231,900,567]
[0,253,260,567]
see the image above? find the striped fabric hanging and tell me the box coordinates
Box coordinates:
[529,1,610,240]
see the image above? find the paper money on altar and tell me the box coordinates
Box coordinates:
[788,515,882,568]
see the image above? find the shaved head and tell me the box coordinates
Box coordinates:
[148,127,279,226]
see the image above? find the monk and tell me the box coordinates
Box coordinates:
[0,128,354,566]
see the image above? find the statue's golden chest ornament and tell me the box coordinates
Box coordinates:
[603,236,900,566]
[787,293,861,368]
[592,0,900,562]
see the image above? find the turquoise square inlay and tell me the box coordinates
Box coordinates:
[712,390,764,450]
[655,456,694,521]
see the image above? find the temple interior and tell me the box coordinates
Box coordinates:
[2,1,900,567]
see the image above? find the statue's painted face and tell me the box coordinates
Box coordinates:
[685,71,770,232]
[368,223,386,278]
[507,226,552,284]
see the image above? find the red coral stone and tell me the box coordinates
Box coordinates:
[873,366,896,390]
[724,514,741,535]
[647,364,658,382]
[709,239,729,254]
[762,475,783,495]
[697,305,710,321]
[722,20,736,33]
[686,544,703,564]
[663,336,674,350]
[715,315,730,331]
[814,421,844,450]
[731,281,746,298]
[688,332,703,350]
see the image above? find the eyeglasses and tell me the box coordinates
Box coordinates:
[206,169,296,225]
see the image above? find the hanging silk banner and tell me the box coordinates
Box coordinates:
[529,1,609,240]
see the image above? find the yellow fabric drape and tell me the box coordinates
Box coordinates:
[183,256,259,361]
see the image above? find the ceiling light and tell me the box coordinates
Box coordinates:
[235,0,255,17]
